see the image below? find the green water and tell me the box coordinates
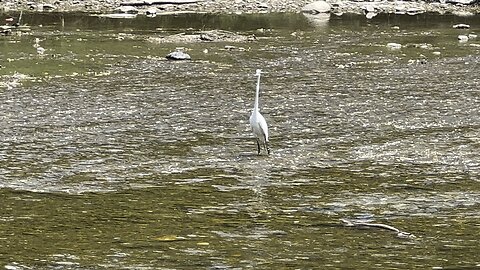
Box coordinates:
[1,12,480,269]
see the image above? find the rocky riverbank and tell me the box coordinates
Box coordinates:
[0,0,479,16]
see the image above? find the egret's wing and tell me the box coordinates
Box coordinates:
[258,114,269,141]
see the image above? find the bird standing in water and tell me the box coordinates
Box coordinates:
[249,69,270,155]
[33,38,45,55]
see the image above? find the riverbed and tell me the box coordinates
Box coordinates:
[1,12,480,269]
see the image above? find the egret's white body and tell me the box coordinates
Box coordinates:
[33,38,45,55]
[249,69,270,155]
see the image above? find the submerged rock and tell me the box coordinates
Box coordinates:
[149,30,254,43]
[166,50,191,60]
[97,13,138,18]
[303,13,330,28]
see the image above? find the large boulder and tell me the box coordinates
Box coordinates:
[302,1,331,14]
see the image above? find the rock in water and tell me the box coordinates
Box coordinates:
[302,1,331,14]
[166,51,191,60]
[146,7,157,17]
[453,24,470,29]
[365,12,377,19]
[386,42,402,50]
[458,35,469,42]
[364,5,376,13]
[116,5,138,13]
[447,0,477,5]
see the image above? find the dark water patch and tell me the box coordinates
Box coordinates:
[2,11,314,31]
[330,12,480,30]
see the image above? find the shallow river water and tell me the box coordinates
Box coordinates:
[1,11,480,269]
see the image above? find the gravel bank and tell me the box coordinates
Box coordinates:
[0,0,479,15]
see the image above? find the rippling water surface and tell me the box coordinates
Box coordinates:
[1,12,480,269]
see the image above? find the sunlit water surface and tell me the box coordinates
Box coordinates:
[1,12,480,269]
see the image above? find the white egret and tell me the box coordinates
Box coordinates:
[33,38,45,55]
[249,69,270,155]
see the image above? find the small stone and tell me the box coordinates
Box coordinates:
[448,0,476,4]
[365,12,377,19]
[386,42,402,50]
[166,51,191,60]
[364,5,376,13]
[458,35,469,42]
[42,4,56,11]
[116,5,138,14]
[200,34,215,41]
[145,7,157,16]
[406,7,425,15]
[395,6,407,14]
[257,2,269,9]
[453,23,470,29]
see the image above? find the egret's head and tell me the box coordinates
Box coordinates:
[255,69,262,76]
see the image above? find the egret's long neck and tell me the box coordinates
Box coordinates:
[254,73,261,112]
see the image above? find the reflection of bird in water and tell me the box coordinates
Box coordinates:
[249,69,270,155]
[33,37,45,55]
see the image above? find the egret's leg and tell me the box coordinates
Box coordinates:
[262,134,270,155]
[256,139,261,154]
